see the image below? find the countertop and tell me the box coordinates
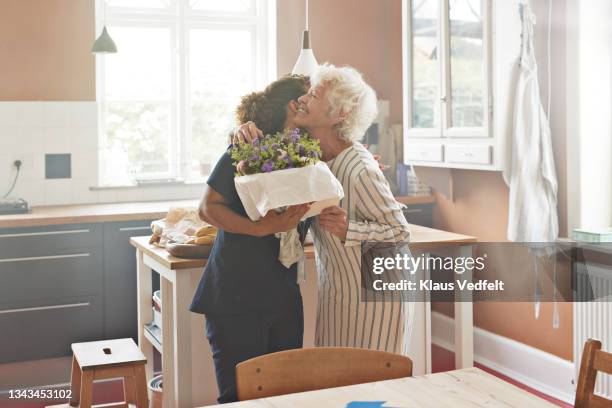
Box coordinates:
[0,196,435,229]
[0,199,199,228]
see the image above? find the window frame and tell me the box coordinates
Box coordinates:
[95,0,276,185]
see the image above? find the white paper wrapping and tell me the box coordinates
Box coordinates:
[234,161,344,221]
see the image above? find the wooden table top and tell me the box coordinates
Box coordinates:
[130,223,475,270]
[205,367,557,408]
[130,236,208,270]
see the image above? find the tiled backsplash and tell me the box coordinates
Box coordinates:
[0,102,202,206]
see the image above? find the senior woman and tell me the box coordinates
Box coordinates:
[236,64,413,355]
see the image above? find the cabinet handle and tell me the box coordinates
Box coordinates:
[0,229,90,239]
[0,302,90,315]
[0,253,90,263]
[440,96,447,103]
[119,226,151,232]
[460,152,474,157]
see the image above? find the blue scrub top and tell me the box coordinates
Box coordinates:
[190,150,305,316]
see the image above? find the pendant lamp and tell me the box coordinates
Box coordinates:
[92,26,117,54]
[92,3,117,54]
[292,0,318,76]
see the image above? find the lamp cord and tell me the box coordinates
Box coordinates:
[305,0,309,31]
[3,165,21,199]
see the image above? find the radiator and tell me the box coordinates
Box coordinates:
[574,261,612,399]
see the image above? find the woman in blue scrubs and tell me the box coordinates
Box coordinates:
[190,75,311,403]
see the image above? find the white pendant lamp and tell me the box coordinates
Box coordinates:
[292,0,318,76]
[92,3,117,54]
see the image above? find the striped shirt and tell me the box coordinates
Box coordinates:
[311,142,414,354]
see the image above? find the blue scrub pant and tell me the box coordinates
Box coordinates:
[205,300,304,404]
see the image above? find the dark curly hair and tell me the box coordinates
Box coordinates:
[236,75,310,135]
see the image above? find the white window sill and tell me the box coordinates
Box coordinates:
[89,179,207,191]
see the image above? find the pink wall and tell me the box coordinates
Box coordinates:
[276,0,404,123]
[0,0,95,101]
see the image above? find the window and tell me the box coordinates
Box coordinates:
[96,0,275,185]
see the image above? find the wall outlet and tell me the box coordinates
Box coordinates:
[10,154,33,171]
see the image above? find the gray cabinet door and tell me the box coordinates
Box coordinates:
[103,220,154,341]
[402,204,434,227]
[0,223,104,363]
[0,295,103,364]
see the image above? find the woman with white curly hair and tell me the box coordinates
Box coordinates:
[296,63,412,353]
[236,63,412,354]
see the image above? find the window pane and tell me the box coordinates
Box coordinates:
[106,0,172,9]
[105,26,172,101]
[449,0,484,128]
[102,25,173,183]
[412,0,440,128]
[189,0,253,13]
[104,102,171,180]
[189,28,255,177]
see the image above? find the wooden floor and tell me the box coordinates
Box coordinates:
[0,345,571,408]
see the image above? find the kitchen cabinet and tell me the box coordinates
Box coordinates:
[402,203,434,227]
[0,223,104,363]
[402,0,521,170]
[103,220,154,341]
[0,220,154,363]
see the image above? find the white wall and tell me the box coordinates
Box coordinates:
[0,102,202,206]
[565,0,612,231]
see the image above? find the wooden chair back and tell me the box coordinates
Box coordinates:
[575,339,612,408]
[236,347,412,401]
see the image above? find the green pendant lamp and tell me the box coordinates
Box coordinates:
[92,26,117,54]
[92,2,117,55]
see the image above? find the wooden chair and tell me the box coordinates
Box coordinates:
[575,339,612,408]
[236,347,412,401]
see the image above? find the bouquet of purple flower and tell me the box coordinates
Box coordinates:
[230,128,322,176]
[230,128,343,223]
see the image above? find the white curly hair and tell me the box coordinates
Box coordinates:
[310,63,378,142]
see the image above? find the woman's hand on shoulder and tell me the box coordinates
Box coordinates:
[256,204,311,236]
[233,121,263,144]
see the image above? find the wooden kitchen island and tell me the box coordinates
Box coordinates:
[130,223,476,408]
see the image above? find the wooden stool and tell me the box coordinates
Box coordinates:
[67,338,148,408]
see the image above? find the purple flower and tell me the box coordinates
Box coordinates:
[249,152,260,162]
[253,138,260,146]
[261,160,274,172]
[260,145,269,152]
[298,144,306,155]
[290,128,300,143]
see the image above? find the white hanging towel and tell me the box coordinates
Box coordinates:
[503,3,559,244]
